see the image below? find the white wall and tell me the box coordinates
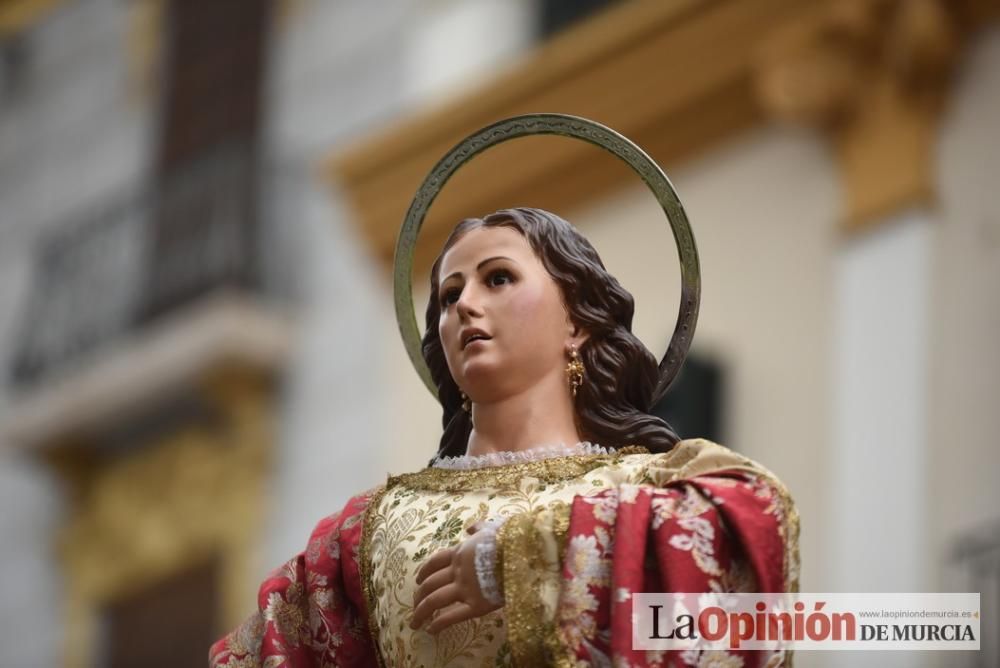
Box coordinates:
[829,212,934,668]
[933,25,1000,556]
[402,0,536,104]
[0,0,153,665]
[930,26,1000,667]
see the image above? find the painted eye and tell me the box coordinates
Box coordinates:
[487,269,513,287]
[440,287,461,307]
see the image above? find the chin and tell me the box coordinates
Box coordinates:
[458,357,504,392]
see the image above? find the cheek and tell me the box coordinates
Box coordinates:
[505,285,566,337]
[439,313,456,351]
[506,286,544,321]
[437,313,454,353]
[438,316,464,380]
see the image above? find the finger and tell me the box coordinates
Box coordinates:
[410,583,459,630]
[413,567,452,610]
[426,602,476,635]
[416,548,455,585]
[411,583,459,630]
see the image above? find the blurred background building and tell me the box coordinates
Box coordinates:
[0,0,997,666]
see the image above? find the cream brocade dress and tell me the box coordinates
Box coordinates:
[359,440,800,667]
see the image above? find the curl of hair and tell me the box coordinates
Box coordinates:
[421,208,679,461]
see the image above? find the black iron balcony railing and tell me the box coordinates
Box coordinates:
[8,145,277,389]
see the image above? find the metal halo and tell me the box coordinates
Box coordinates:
[394,113,700,406]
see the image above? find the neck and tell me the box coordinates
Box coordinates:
[465,370,581,457]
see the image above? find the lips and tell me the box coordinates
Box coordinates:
[461,328,492,349]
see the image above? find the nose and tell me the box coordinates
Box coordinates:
[455,284,483,320]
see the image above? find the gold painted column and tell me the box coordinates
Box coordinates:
[50,367,275,668]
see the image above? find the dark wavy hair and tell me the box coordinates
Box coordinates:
[422,207,679,460]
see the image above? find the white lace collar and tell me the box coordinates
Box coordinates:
[431,441,613,470]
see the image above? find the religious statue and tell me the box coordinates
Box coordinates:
[210,115,800,667]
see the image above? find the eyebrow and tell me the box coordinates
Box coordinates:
[442,256,515,283]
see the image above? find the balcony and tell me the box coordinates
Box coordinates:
[4,145,293,449]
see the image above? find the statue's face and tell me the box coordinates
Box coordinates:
[437,226,577,403]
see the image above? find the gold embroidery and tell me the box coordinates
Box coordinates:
[358,485,390,668]
[231,613,264,654]
[551,500,571,556]
[263,585,308,647]
[769,475,801,593]
[210,613,265,667]
[352,440,799,667]
[498,506,568,666]
[388,447,649,492]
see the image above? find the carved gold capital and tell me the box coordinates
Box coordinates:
[126,0,164,102]
[755,0,992,231]
[51,368,275,668]
[0,0,63,38]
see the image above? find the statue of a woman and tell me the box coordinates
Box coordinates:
[210,208,799,667]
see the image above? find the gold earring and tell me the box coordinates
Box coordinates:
[565,344,585,398]
[461,391,471,412]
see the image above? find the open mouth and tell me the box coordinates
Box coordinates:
[462,333,492,349]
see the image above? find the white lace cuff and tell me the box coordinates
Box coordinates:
[474,517,508,606]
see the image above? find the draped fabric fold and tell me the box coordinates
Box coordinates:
[210,440,799,667]
[498,470,797,667]
[209,492,379,668]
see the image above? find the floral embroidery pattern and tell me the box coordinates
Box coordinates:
[210,440,798,668]
[364,475,615,665]
[209,492,378,668]
[538,464,796,667]
[669,515,722,577]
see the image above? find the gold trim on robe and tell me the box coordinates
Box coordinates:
[359,439,800,667]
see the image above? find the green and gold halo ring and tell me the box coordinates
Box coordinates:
[394,113,700,407]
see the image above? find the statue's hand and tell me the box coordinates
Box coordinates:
[410,523,502,634]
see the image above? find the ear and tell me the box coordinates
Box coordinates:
[565,323,590,352]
